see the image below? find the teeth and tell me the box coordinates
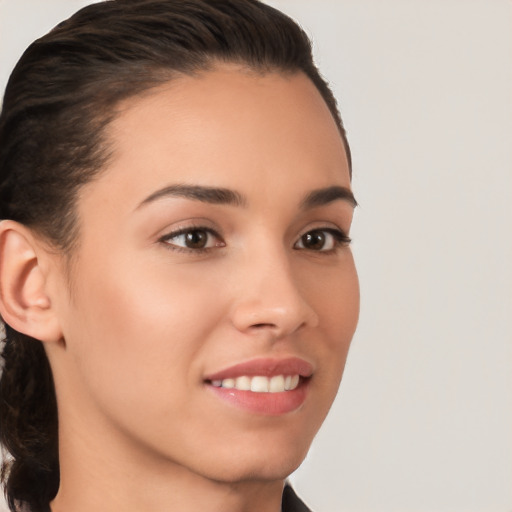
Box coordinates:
[221,378,235,389]
[211,375,301,393]
[269,375,285,392]
[251,376,269,392]
[235,376,251,391]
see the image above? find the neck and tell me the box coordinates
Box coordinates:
[51,416,285,512]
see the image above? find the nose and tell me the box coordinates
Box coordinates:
[229,248,319,339]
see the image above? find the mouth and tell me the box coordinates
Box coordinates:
[208,374,302,393]
[203,357,313,415]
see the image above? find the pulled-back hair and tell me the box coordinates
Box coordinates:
[0,1,350,510]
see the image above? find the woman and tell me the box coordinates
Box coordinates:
[0,1,359,511]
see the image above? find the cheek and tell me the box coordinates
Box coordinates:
[61,253,227,410]
[308,252,359,341]
[310,256,359,391]
[328,264,359,347]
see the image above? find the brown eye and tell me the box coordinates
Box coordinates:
[301,231,327,250]
[161,227,224,252]
[184,230,208,249]
[294,228,349,252]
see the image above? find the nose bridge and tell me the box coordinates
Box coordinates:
[230,237,318,337]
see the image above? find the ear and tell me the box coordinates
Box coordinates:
[0,220,63,344]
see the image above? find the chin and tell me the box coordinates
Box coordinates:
[197,437,311,484]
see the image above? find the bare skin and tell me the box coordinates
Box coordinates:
[0,66,358,512]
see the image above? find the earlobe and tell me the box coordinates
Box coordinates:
[0,220,63,344]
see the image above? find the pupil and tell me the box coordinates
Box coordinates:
[304,231,325,249]
[186,230,207,248]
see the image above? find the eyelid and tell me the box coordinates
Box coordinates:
[294,226,352,252]
[156,222,351,254]
[158,224,225,253]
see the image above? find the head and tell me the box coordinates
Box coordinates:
[0,1,357,511]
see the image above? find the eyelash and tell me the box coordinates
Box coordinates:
[158,225,351,254]
[294,228,351,253]
[158,225,224,254]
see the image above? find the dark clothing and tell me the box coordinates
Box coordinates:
[282,484,312,512]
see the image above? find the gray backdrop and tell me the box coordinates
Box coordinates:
[1,1,511,511]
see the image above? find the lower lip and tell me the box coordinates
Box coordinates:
[205,379,309,416]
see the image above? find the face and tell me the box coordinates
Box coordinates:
[48,66,359,483]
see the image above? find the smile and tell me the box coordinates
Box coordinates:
[204,357,313,415]
[210,374,301,393]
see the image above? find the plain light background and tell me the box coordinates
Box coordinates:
[1,1,511,511]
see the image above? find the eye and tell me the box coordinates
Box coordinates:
[294,228,350,252]
[159,227,224,252]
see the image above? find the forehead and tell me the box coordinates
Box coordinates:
[83,66,350,210]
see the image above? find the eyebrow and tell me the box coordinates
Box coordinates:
[137,184,247,209]
[137,183,357,210]
[300,186,358,209]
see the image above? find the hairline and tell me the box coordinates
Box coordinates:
[63,61,350,269]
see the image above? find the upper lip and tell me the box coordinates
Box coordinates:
[204,357,314,381]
